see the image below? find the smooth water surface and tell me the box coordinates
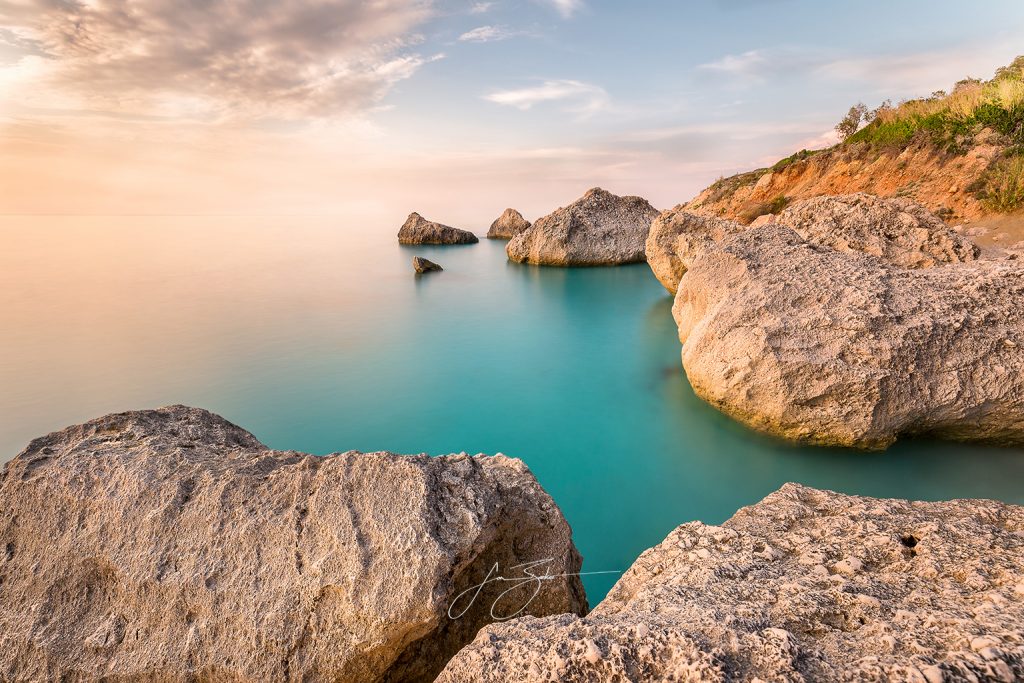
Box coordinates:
[4,215,1024,600]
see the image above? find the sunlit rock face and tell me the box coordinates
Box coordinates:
[0,406,585,683]
[646,193,978,295]
[487,208,531,240]
[398,212,479,245]
[673,224,1023,449]
[507,188,659,266]
[438,483,1024,682]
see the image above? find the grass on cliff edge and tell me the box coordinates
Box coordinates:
[847,57,1024,153]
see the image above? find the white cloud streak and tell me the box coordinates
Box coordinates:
[458,25,513,43]
[484,79,608,116]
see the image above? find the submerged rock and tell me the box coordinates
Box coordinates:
[412,256,443,273]
[0,406,586,682]
[398,212,478,245]
[646,193,978,294]
[438,484,1024,682]
[506,188,659,266]
[487,208,531,240]
[674,224,1024,448]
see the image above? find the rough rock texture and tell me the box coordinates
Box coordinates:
[0,406,586,682]
[645,208,745,293]
[398,212,478,245]
[412,256,443,273]
[646,194,978,294]
[673,224,1024,448]
[438,483,1024,682]
[487,209,531,240]
[774,193,980,268]
[506,188,659,266]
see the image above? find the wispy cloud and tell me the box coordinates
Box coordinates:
[698,47,821,82]
[469,1,495,13]
[536,0,584,19]
[0,0,438,119]
[484,79,608,116]
[458,25,514,43]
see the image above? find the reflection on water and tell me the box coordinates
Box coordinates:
[3,215,1024,601]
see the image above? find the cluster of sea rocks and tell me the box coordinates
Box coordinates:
[2,407,1022,682]
[400,187,1024,450]
[398,187,658,272]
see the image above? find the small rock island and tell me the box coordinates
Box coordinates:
[398,212,478,245]
[486,208,531,240]
[506,188,659,266]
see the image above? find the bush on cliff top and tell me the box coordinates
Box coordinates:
[844,56,1024,153]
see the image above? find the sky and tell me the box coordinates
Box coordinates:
[1,0,1023,224]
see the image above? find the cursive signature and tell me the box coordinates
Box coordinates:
[448,559,621,621]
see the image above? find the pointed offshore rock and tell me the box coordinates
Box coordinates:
[646,193,979,294]
[438,484,1024,682]
[487,208,532,239]
[507,188,659,266]
[412,256,443,273]
[398,212,478,245]
[0,406,586,682]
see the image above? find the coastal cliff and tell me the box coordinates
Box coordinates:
[684,57,1024,235]
[0,406,585,682]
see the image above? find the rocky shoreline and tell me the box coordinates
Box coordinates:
[2,409,1022,681]
[0,407,585,682]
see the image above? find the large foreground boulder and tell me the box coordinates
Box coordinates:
[398,212,479,245]
[487,208,531,239]
[507,188,659,266]
[0,406,586,682]
[646,194,978,294]
[673,224,1024,448]
[438,484,1024,682]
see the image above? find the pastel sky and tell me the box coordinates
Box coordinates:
[1,0,1023,223]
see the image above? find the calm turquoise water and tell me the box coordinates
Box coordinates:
[3,216,1024,601]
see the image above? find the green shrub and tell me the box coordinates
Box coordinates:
[978,156,1024,212]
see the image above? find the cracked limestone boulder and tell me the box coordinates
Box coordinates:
[673,224,1024,448]
[646,193,978,294]
[0,406,586,682]
[507,188,659,266]
[437,484,1024,682]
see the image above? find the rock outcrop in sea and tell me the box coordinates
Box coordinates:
[438,483,1024,682]
[506,188,659,266]
[487,208,531,240]
[647,194,978,294]
[412,256,443,273]
[398,212,479,245]
[0,406,586,682]
[673,224,1024,448]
